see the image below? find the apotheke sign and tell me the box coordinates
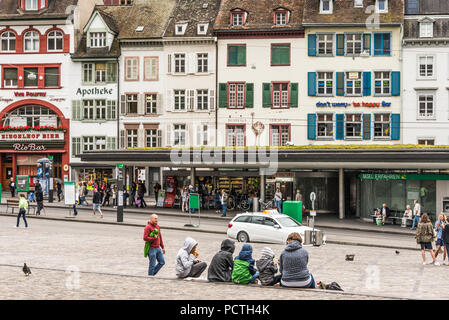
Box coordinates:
[76,87,113,97]
[316,101,392,108]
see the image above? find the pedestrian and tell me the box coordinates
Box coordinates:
[280,232,316,288]
[214,189,221,213]
[441,216,449,266]
[112,185,117,208]
[15,193,28,228]
[188,184,196,213]
[434,213,447,264]
[411,199,421,230]
[175,237,207,279]
[402,205,413,227]
[220,189,228,217]
[207,239,235,282]
[35,180,44,216]
[102,183,111,207]
[92,187,103,218]
[154,181,161,206]
[129,182,136,207]
[380,203,391,225]
[256,247,281,286]
[181,186,188,212]
[79,182,88,206]
[295,189,302,202]
[56,180,62,202]
[274,188,283,213]
[9,177,16,198]
[232,243,258,285]
[143,214,165,276]
[123,185,129,207]
[137,181,147,208]
[415,213,439,265]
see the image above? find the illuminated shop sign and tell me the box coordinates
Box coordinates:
[316,101,391,108]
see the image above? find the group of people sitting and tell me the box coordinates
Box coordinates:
[175,232,316,289]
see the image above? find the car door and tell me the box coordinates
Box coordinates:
[248,216,266,242]
[262,217,283,243]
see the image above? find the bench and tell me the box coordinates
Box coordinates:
[371,214,413,227]
[5,199,19,214]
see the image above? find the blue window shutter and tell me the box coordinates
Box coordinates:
[336,114,345,140]
[336,72,345,96]
[363,72,371,96]
[391,71,400,96]
[363,114,371,140]
[374,33,381,55]
[308,34,317,56]
[308,72,317,96]
[307,114,317,140]
[336,34,345,56]
[391,114,400,140]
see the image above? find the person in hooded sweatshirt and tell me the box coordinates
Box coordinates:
[175,237,207,279]
[232,243,259,284]
[256,247,281,286]
[279,232,316,288]
[207,239,235,282]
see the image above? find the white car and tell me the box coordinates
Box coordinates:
[227,211,325,245]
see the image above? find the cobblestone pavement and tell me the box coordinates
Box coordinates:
[0,216,446,300]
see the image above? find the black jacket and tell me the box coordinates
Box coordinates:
[93,191,103,204]
[442,224,449,244]
[35,183,44,202]
[207,239,235,282]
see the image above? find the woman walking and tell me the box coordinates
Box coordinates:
[434,213,447,264]
[415,213,439,265]
[16,194,28,228]
[274,188,283,213]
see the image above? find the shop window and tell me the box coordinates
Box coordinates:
[270,124,290,146]
[374,71,390,95]
[228,83,245,108]
[345,113,362,138]
[126,129,138,148]
[374,113,390,138]
[227,45,246,66]
[271,44,290,66]
[24,31,39,52]
[1,31,16,52]
[317,113,333,138]
[317,72,333,96]
[226,124,245,146]
[346,33,362,55]
[24,67,38,87]
[197,89,208,110]
[47,30,63,51]
[44,67,59,87]
[317,34,333,56]
[346,72,362,96]
[174,90,186,110]
[3,68,17,87]
[145,94,157,114]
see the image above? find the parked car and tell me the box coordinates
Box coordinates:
[227,211,326,245]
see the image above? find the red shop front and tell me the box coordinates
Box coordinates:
[0,99,70,190]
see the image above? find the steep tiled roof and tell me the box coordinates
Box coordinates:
[404,18,449,39]
[214,0,304,31]
[0,0,78,20]
[302,0,404,25]
[96,9,119,34]
[164,0,221,37]
[97,0,177,39]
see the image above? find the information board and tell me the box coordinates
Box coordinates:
[189,193,200,210]
[64,182,76,205]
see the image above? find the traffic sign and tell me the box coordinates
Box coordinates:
[310,192,316,201]
[310,210,317,217]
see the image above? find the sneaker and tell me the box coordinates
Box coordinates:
[100,214,103,219]
[443,261,448,265]
[14,225,18,228]
[423,262,427,265]
[434,262,440,266]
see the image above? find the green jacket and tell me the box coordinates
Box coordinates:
[416,222,435,243]
[19,197,28,210]
[232,259,252,284]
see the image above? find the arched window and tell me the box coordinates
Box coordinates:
[24,31,39,52]
[47,30,63,51]
[1,31,16,52]
[5,105,59,127]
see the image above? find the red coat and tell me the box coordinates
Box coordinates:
[143,222,164,250]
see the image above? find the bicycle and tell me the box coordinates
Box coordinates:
[259,198,274,210]
[227,193,251,211]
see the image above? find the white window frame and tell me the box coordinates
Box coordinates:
[228,83,245,108]
[3,68,18,87]
[272,83,289,108]
[90,32,106,48]
[373,113,391,139]
[47,30,63,51]
[24,31,39,52]
[317,71,334,96]
[174,53,186,74]
[419,22,434,38]
[197,53,208,73]
[345,113,362,139]
[126,94,138,114]
[346,33,363,56]
[146,129,158,147]
[271,124,290,146]
[197,23,208,35]
[175,23,188,35]
[232,12,244,26]
[354,0,364,8]
[275,12,287,25]
[197,89,209,110]
[173,124,186,146]
[126,129,138,148]
[174,90,186,111]
[1,31,16,52]
[145,94,157,114]
[417,137,435,145]
[320,0,333,14]
[25,0,38,10]
[226,125,245,146]
[82,63,94,83]
[83,100,95,120]
[317,33,333,56]
[125,57,139,81]
[374,71,391,96]
[417,91,436,120]
[95,99,107,120]
[317,113,334,139]
[376,0,388,13]
[144,57,158,81]
[345,72,362,96]
[418,55,435,79]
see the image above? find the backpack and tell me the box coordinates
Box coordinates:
[325,282,343,291]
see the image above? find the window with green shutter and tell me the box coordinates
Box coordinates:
[227,45,246,66]
[271,44,290,66]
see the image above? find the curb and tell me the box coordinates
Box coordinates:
[0,213,419,251]
[0,264,409,300]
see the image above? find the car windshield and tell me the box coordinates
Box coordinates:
[276,216,302,228]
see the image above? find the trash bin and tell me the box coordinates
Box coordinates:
[253,197,259,212]
[313,230,323,246]
[282,201,302,223]
[376,217,382,226]
[304,230,312,245]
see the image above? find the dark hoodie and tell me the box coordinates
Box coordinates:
[35,182,43,202]
[207,239,235,282]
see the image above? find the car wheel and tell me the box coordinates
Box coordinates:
[237,231,250,243]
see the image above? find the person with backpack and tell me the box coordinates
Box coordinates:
[35,180,44,216]
[207,239,235,282]
[92,188,103,218]
[279,232,316,288]
[415,213,439,265]
[256,247,281,286]
[143,214,165,276]
[15,193,28,228]
[175,237,207,279]
[232,244,259,285]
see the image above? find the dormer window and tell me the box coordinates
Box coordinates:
[230,9,247,26]
[274,9,289,25]
[376,0,388,13]
[90,32,106,48]
[197,23,208,35]
[320,0,333,14]
[420,21,434,38]
[354,0,363,8]
[175,23,188,35]
[23,0,46,11]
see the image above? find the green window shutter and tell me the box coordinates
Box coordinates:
[228,45,246,66]
[336,34,345,56]
[245,83,254,108]
[290,83,298,107]
[262,83,271,107]
[237,46,245,65]
[219,83,228,107]
[336,72,345,96]
[228,46,237,65]
[272,44,290,65]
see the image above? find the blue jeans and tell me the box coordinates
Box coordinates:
[148,248,165,276]
[412,215,420,229]
[275,200,282,213]
[17,208,28,228]
[222,204,227,217]
[281,274,316,288]
[251,271,260,283]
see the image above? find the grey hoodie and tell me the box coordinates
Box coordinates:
[279,240,311,283]
[175,237,199,278]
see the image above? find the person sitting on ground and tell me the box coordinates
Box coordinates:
[207,239,235,282]
[280,232,316,288]
[232,244,259,284]
[175,237,207,279]
[256,246,281,286]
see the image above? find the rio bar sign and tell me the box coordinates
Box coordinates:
[12,143,46,151]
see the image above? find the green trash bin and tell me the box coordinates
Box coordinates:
[282,201,302,224]
[376,217,383,226]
